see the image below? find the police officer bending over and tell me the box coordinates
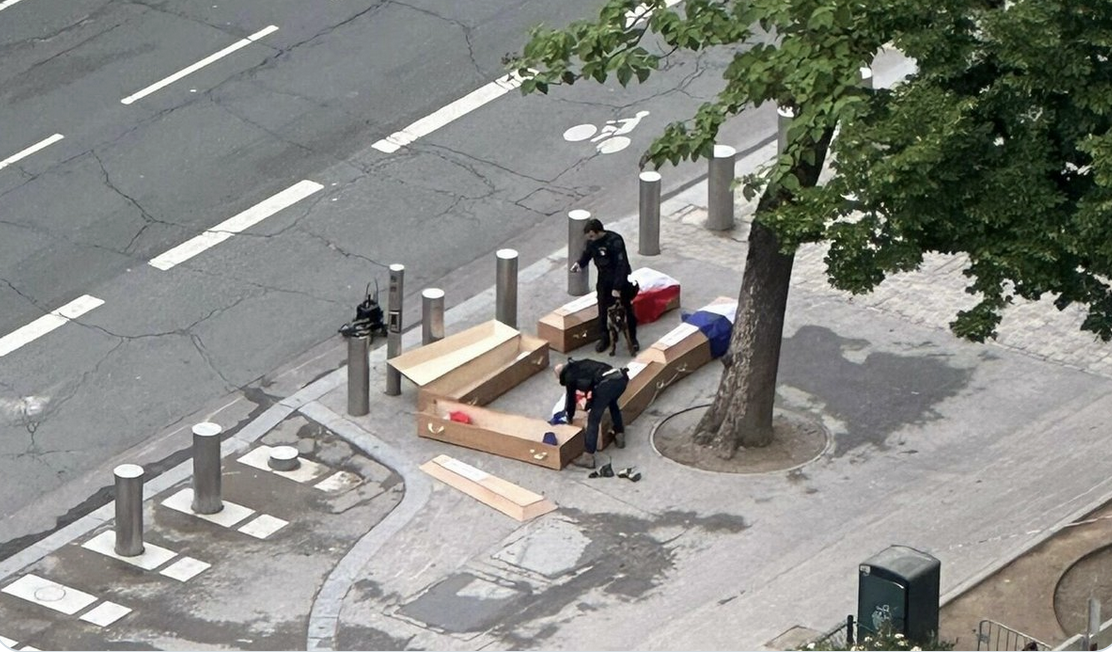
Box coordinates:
[554,358,629,469]
[570,218,639,353]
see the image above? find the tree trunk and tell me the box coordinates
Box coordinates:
[692,217,794,457]
[692,128,833,459]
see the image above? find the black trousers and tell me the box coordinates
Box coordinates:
[585,371,628,453]
[596,281,638,343]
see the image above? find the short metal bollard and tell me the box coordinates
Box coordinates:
[385,264,404,396]
[567,210,590,296]
[347,333,370,415]
[495,249,518,328]
[191,422,224,514]
[421,288,445,345]
[638,171,661,255]
[777,106,796,156]
[114,464,145,557]
[707,145,736,231]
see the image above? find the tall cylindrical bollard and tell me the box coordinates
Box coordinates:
[777,106,796,156]
[567,210,590,296]
[347,334,370,415]
[495,249,518,328]
[114,464,145,557]
[421,288,445,345]
[638,171,661,255]
[191,422,223,514]
[385,264,404,396]
[707,145,736,231]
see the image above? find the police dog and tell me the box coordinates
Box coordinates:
[606,302,635,356]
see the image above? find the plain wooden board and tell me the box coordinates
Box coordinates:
[419,455,557,521]
[388,320,520,386]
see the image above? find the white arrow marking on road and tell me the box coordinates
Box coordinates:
[0,134,64,171]
[121,25,279,105]
[148,179,323,271]
[0,295,105,358]
[0,0,29,12]
[372,72,528,153]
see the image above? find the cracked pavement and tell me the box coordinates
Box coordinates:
[0,0,763,576]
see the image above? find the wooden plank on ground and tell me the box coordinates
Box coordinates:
[419,454,557,521]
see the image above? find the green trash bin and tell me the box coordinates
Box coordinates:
[857,545,941,643]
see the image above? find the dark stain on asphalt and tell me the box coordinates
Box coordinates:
[779,325,974,456]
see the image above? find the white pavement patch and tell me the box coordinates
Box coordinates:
[0,134,63,171]
[372,73,526,153]
[121,25,279,104]
[237,445,329,484]
[237,514,288,539]
[0,295,104,358]
[314,470,362,493]
[81,531,176,571]
[78,601,131,627]
[159,557,211,582]
[2,575,97,615]
[148,179,323,270]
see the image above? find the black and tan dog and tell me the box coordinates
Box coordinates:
[606,302,636,356]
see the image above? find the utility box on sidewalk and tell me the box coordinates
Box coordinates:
[857,545,941,644]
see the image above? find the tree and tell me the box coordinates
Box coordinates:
[506,0,1112,458]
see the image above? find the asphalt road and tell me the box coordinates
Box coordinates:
[0,0,775,552]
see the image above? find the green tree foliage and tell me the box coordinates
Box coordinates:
[508,0,1112,343]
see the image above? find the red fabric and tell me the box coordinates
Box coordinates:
[632,284,681,324]
[448,411,472,424]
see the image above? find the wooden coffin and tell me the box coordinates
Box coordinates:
[419,454,557,521]
[418,397,584,470]
[417,334,549,411]
[537,293,599,353]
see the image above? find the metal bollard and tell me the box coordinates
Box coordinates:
[421,288,445,345]
[707,145,736,231]
[191,422,223,514]
[567,210,590,296]
[495,249,518,328]
[777,106,796,156]
[638,171,661,255]
[114,464,145,557]
[347,334,370,415]
[385,263,404,396]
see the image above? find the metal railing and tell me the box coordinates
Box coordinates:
[977,619,1049,651]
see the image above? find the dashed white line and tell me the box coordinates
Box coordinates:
[121,25,279,105]
[0,134,64,171]
[0,295,105,358]
[0,0,30,13]
[148,179,323,271]
[372,72,527,153]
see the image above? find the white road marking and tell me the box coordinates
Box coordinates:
[0,134,64,171]
[0,0,29,13]
[0,295,104,358]
[372,73,527,153]
[121,25,279,104]
[148,179,323,270]
[160,557,210,582]
[161,488,255,527]
[81,531,177,571]
[238,514,288,539]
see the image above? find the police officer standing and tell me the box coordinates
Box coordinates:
[554,359,629,469]
[570,218,639,353]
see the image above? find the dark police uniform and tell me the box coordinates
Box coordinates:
[559,359,629,454]
[576,230,638,349]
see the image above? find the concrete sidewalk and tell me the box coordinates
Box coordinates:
[2,132,1112,651]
